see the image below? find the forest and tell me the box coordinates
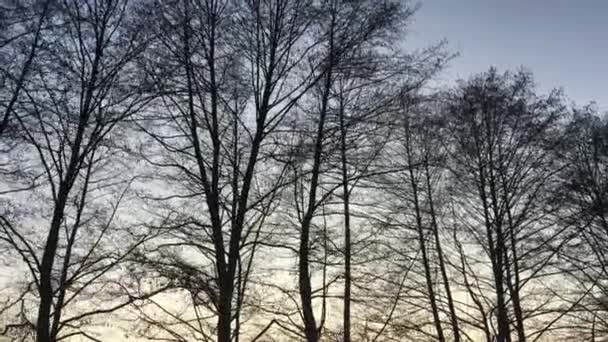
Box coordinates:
[1,0,607,341]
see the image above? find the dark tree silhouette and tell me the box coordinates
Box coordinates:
[0,0,157,341]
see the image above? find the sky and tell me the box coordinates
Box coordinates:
[407,0,608,108]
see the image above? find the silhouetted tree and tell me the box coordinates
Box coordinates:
[132,0,333,340]
[554,106,608,341]
[0,0,156,341]
[444,68,569,342]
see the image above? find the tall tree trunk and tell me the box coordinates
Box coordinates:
[425,161,461,342]
[403,116,445,341]
[36,28,102,340]
[487,159,511,342]
[339,94,352,342]
[298,8,336,341]
[299,213,319,342]
[217,282,233,342]
[298,69,331,341]
[502,181,526,342]
[477,164,511,342]
[37,191,68,342]
[504,225,525,342]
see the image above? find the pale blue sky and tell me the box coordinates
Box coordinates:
[408,0,608,107]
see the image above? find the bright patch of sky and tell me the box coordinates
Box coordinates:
[407,0,608,109]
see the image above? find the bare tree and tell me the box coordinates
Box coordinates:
[4,1,606,342]
[383,94,461,341]
[554,106,608,341]
[132,0,335,340]
[443,68,571,342]
[284,2,414,340]
[0,0,155,340]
